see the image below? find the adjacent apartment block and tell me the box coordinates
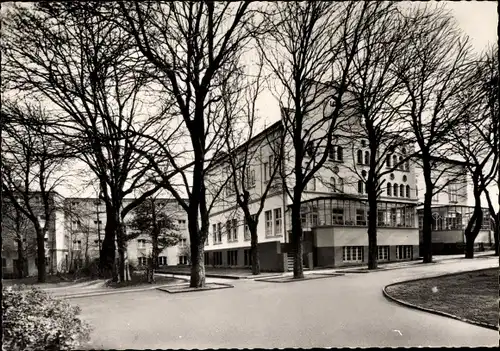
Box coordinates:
[2,194,190,278]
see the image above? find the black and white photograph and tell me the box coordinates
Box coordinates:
[1,1,498,349]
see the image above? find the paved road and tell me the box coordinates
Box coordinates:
[74,257,498,349]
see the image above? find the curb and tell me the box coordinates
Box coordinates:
[157,271,244,280]
[157,282,234,294]
[53,278,189,299]
[255,273,344,283]
[382,268,499,331]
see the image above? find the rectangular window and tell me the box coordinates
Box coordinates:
[342,246,364,262]
[226,220,232,241]
[232,218,238,241]
[448,184,458,203]
[217,223,222,243]
[212,224,217,244]
[396,245,413,260]
[138,257,147,266]
[227,250,238,266]
[213,252,223,266]
[204,252,209,265]
[179,238,187,247]
[265,210,273,237]
[274,208,282,235]
[328,145,335,161]
[246,169,256,188]
[268,155,274,179]
[158,256,168,266]
[178,255,188,265]
[332,209,344,224]
[377,210,387,227]
[377,246,389,261]
[138,239,146,249]
[263,162,268,182]
[356,209,367,226]
[244,249,253,266]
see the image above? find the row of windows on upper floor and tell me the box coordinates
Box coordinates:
[355,181,412,199]
[210,208,283,245]
[224,150,410,196]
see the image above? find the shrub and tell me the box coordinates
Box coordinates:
[2,285,92,350]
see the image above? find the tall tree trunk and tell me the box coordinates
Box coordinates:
[421,191,434,263]
[367,189,378,270]
[291,196,304,279]
[15,212,25,279]
[464,190,483,259]
[249,222,260,275]
[116,220,129,282]
[188,210,205,288]
[16,238,25,279]
[100,207,117,279]
[36,228,46,283]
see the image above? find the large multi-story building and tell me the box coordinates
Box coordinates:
[415,157,494,254]
[204,107,420,271]
[2,195,190,278]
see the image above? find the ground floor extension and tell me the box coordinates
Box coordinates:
[418,205,494,255]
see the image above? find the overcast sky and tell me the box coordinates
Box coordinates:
[256,1,499,123]
[8,1,495,200]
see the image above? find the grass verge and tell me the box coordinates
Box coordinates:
[385,268,498,327]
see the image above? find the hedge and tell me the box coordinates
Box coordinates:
[2,285,92,350]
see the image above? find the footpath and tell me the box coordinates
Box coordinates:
[10,251,494,299]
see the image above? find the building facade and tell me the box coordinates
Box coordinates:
[2,195,190,278]
[204,108,420,271]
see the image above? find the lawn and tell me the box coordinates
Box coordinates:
[385,268,498,327]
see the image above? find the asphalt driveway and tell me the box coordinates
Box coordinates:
[73,257,498,349]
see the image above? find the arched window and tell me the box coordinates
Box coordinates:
[393,155,397,168]
[387,183,392,196]
[339,177,344,192]
[406,185,410,198]
[331,177,336,192]
[405,160,410,171]
[399,156,404,170]
[364,151,370,165]
[358,180,363,194]
[357,150,363,164]
[337,146,343,161]
[400,184,404,197]
[393,183,398,197]
[386,155,391,167]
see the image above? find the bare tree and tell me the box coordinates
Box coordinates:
[257,2,383,278]
[337,3,420,269]
[115,1,263,287]
[392,4,477,263]
[2,3,180,281]
[1,101,73,283]
[470,46,499,256]
[218,51,284,275]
